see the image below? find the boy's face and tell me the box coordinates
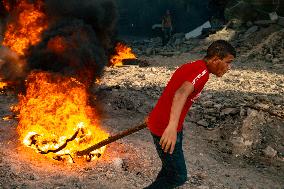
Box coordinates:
[209,54,234,77]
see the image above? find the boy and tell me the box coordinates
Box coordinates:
[162,10,173,45]
[145,40,236,189]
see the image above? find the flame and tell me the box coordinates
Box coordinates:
[110,42,137,66]
[17,72,109,161]
[2,0,48,56]
[0,81,8,89]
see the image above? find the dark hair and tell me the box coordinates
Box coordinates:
[205,40,236,59]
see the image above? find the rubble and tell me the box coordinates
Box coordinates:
[263,146,278,158]
[254,20,277,26]
[220,108,239,116]
[243,25,258,37]
[278,16,284,27]
[197,119,209,127]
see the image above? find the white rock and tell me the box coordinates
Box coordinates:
[220,108,238,116]
[113,157,124,170]
[244,140,253,146]
[255,103,270,109]
[263,146,277,158]
[197,119,209,127]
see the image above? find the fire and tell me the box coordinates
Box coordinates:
[2,0,48,56]
[2,0,112,162]
[0,81,8,89]
[17,72,109,161]
[110,42,137,66]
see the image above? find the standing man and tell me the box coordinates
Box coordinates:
[162,10,173,46]
[145,40,236,189]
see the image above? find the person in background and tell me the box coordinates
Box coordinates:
[162,10,173,46]
[145,40,236,189]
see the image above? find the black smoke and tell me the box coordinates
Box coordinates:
[43,0,117,50]
[27,0,118,84]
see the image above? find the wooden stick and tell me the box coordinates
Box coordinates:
[76,122,147,156]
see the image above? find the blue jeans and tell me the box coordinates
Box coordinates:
[145,131,188,189]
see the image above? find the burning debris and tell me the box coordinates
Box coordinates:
[0,80,7,89]
[16,72,109,162]
[2,0,48,56]
[0,0,118,162]
[110,42,137,67]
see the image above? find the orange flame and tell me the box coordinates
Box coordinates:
[0,81,8,89]
[110,42,137,66]
[2,0,48,56]
[17,72,109,161]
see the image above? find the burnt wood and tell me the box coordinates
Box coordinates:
[121,59,150,67]
[36,128,81,154]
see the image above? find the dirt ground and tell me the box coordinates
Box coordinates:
[1,30,284,188]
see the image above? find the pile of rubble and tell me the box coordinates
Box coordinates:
[128,33,199,57]
[125,17,284,71]
[243,26,284,63]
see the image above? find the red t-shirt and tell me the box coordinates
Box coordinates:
[148,60,209,136]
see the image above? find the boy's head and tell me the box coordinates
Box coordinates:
[204,40,236,77]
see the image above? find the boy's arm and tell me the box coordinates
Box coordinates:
[160,81,194,154]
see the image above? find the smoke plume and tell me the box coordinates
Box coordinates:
[28,0,118,83]
[0,46,26,82]
[1,0,118,84]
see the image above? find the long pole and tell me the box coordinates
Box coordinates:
[76,122,147,156]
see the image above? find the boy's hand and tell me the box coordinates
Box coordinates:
[159,126,177,154]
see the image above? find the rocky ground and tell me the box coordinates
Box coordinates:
[0,24,284,188]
